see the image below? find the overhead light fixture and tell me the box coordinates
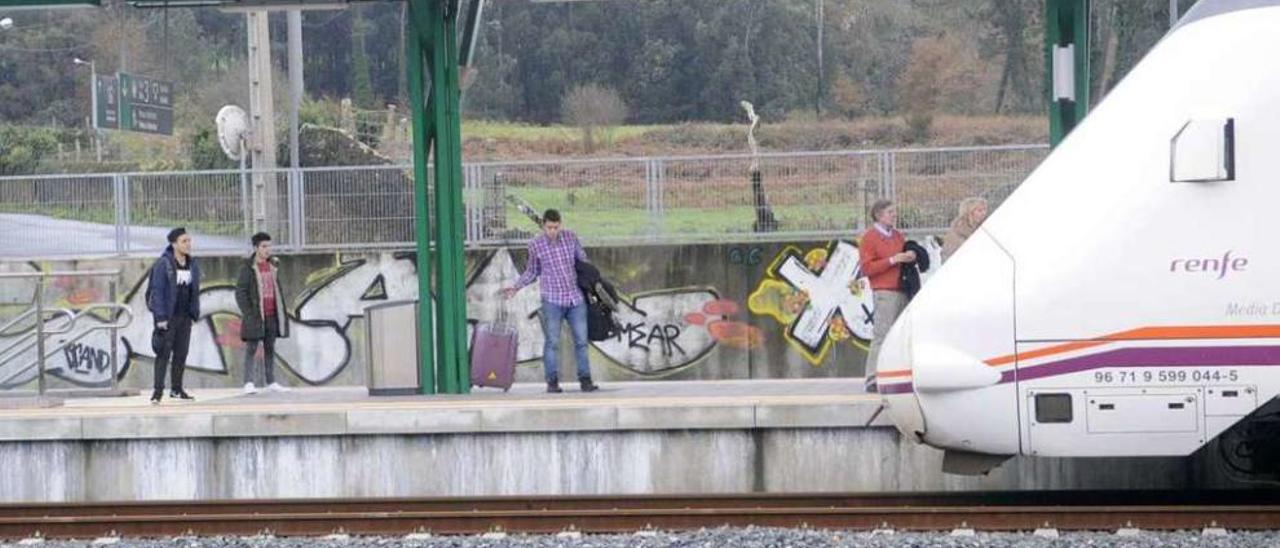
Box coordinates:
[130,0,224,7]
[218,1,348,13]
[130,0,349,9]
[0,0,100,9]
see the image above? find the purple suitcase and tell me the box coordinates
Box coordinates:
[470,319,517,391]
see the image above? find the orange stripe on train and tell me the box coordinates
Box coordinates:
[983,324,1280,367]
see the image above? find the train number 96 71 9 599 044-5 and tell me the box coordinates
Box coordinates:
[1092,369,1240,385]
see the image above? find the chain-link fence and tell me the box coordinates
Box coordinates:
[465,144,1047,245]
[0,144,1048,257]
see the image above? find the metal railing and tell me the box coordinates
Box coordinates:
[0,145,1049,257]
[0,270,131,396]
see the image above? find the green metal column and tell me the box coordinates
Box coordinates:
[1045,0,1090,147]
[407,0,469,394]
[405,8,438,395]
[427,0,470,394]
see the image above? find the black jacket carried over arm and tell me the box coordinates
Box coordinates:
[899,240,931,300]
[575,259,622,341]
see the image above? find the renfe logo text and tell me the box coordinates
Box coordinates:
[1170,251,1248,279]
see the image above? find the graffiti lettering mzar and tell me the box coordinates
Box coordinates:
[467,249,728,377]
[593,288,721,376]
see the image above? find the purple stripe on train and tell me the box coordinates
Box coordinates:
[1012,345,1280,382]
[881,346,1280,395]
[878,382,915,395]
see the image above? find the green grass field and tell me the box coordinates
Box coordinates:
[500,187,864,240]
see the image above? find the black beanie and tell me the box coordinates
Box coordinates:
[166,227,187,244]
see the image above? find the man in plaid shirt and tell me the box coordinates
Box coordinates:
[503,209,600,393]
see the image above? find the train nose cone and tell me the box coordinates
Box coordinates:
[876,309,926,441]
[874,229,1019,455]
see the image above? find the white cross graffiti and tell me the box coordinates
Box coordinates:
[776,241,874,348]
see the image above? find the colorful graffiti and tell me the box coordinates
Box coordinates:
[747,237,944,366]
[594,288,720,376]
[748,241,874,365]
[685,300,764,351]
[0,247,740,388]
[468,250,726,376]
[154,252,430,384]
[727,246,765,267]
[0,254,421,388]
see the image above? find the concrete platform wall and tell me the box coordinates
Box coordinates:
[0,239,908,392]
[0,428,1229,503]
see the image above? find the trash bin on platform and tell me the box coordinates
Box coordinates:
[365,300,420,396]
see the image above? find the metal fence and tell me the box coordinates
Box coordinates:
[0,144,1049,257]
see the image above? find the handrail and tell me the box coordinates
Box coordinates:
[72,304,133,330]
[0,304,133,388]
[0,308,36,336]
[0,309,75,361]
[0,270,121,280]
[0,306,74,336]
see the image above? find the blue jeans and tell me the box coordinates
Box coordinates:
[541,300,592,383]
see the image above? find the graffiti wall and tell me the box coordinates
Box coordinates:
[0,235,945,389]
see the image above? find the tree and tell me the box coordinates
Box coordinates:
[0,126,59,175]
[1093,0,1175,100]
[830,72,866,120]
[561,83,627,153]
[987,0,1037,113]
[897,33,985,140]
[351,8,376,109]
[302,9,354,100]
[463,52,521,120]
[625,38,679,122]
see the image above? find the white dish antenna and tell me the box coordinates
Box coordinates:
[215,105,250,162]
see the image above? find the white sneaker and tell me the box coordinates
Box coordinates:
[243,382,258,395]
[267,383,290,393]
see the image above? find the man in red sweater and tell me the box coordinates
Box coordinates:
[859,199,916,392]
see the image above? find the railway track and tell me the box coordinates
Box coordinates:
[0,491,1277,539]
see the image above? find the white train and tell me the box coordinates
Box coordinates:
[876,0,1280,475]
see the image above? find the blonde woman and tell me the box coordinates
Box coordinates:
[941,197,988,262]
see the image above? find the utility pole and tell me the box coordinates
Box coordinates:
[116,0,127,72]
[815,0,823,120]
[288,10,303,169]
[1169,0,1178,28]
[246,11,280,234]
[92,59,102,162]
[74,57,103,162]
[87,60,97,161]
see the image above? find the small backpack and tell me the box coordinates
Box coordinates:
[144,258,165,311]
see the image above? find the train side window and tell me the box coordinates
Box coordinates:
[1035,393,1073,423]
[1170,118,1235,182]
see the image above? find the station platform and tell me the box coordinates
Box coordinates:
[0,379,886,442]
[0,379,1220,502]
